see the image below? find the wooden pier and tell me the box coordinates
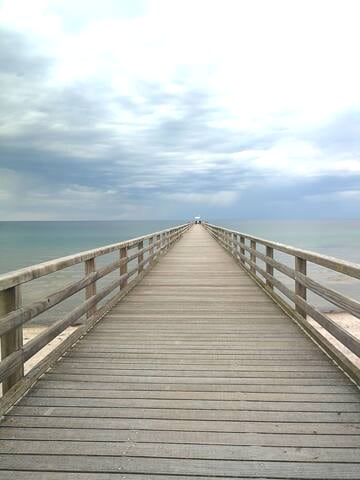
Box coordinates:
[0,224,359,478]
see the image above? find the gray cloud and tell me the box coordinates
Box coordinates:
[0,26,359,220]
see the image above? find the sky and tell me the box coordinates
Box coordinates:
[0,0,359,220]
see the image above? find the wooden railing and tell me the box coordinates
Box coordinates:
[0,223,190,412]
[204,222,360,381]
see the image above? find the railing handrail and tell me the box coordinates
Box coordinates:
[0,223,190,291]
[205,222,360,279]
[203,222,360,383]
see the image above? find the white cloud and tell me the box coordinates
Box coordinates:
[167,191,238,206]
[1,0,360,219]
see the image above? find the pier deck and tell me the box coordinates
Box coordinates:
[0,226,359,478]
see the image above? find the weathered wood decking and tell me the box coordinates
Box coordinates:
[0,225,359,479]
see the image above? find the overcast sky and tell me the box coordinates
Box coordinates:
[0,0,359,220]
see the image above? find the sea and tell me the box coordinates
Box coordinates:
[0,220,359,324]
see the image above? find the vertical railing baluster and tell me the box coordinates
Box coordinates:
[149,237,154,265]
[266,246,274,290]
[1,285,23,394]
[235,233,239,260]
[156,234,161,260]
[138,240,144,273]
[85,258,96,318]
[250,240,256,273]
[295,257,307,318]
[120,246,127,290]
[232,232,237,258]
[240,236,245,265]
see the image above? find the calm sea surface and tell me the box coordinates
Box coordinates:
[0,220,359,322]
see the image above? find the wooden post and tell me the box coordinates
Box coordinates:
[85,258,97,318]
[232,233,237,257]
[250,240,256,273]
[266,246,274,290]
[295,256,307,318]
[138,240,144,273]
[156,234,161,259]
[149,237,154,265]
[235,234,240,259]
[120,246,127,289]
[1,286,23,394]
[240,236,245,265]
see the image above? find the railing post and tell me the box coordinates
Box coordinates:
[232,233,237,257]
[240,236,245,265]
[266,246,274,290]
[156,234,161,259]
[295,257,307,318]
[250,240,256,273]
[120,246,127,290]
[1,286,23,394]
[138,240,144,273]
[225,231,229,251]
[85,258,97,318]
[149,237,154,265]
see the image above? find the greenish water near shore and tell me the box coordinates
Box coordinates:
[0,220,359,321]
[0,220,183,274]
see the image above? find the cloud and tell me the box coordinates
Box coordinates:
[0,1,360,219]
[167,191,238,207]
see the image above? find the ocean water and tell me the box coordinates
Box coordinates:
[0,221,184,274]
[0,220,359,322]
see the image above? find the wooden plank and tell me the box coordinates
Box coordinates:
[33,380,357,393]
[19,396,360,412]
[41,373,352,385]
[1,440,360,462]
[0,455,360,478]
[1,427,359,447]
[10,405,360,422]
[0,473,258,480]
[46,367,345,380]
[57,360,337,371]
[3,415,359,434]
